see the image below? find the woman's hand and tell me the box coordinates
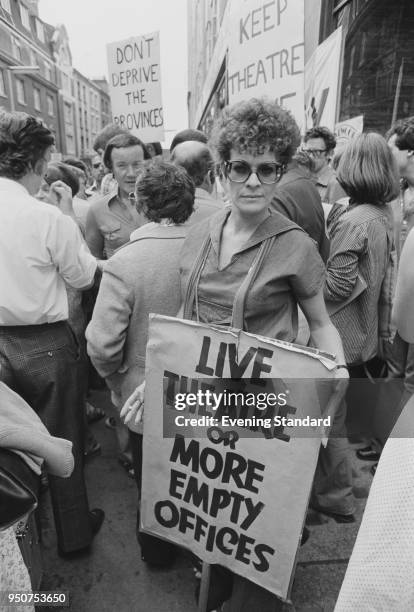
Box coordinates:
[120,382,145,426]
[333,363,349,397]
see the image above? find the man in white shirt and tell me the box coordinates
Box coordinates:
[0,111,104,556]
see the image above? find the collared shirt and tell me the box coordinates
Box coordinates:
[0,178,97,325]
[180,208,325,341]
[86,191,146,259]
[316,164,335,203]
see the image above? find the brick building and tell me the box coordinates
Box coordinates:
[0,0,112,156]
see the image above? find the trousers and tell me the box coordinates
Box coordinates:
[0,321,92,553]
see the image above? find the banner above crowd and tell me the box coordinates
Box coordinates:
[334,115,364,149]
[141,315,337,600]
[227,0,305,127]
[305,26,343,131]
[106,31,165,142]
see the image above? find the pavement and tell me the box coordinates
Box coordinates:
[38,389,375,612]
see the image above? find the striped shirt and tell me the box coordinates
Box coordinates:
[325,202,393,365]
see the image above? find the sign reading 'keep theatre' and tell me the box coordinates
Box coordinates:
[106,31,164,142]
[141,315,336,600]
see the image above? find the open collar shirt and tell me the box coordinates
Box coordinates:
[0,178,97,325]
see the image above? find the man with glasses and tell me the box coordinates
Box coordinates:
[303,126,337,202]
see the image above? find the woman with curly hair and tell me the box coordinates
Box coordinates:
[177,98,348,610]
[181,98,345,352]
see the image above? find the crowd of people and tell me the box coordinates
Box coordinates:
[1,98,414,611]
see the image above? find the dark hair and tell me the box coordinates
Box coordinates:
[337,133,399,206]
[0,111,54,180]
[93,123,129,153]
[291,150,316,173]
[211,98,300,165]
[171,142,214,187]
[146,142,163,156]
[304,126,336,153]
[135,160,195,224]
[386,117,414,151]
[63,157,88,175]
[103,134,150,170]
[44,162,80,196]
[170,129,207,152]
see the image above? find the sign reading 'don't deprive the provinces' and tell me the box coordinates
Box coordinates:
[141,315,337,600]
[106,31,164,142]
[227,0,305,127]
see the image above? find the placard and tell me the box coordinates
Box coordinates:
[227,0,305,126]
[141,315,336,599]
[107,31,164,141]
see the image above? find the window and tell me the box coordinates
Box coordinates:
[20,3,30,29]
[36,20,45,43]
[62,73,69,92]
[12,37,22,61]
[16,79,26,105]
[45,62,52,81]
[0,0,11,12]
[0,69,5,97]
[33,87,41,110]
[29,48,37,67]
[47,94,53,116]
[64,102,72,124]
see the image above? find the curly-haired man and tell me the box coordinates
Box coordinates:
[303,126,337,201]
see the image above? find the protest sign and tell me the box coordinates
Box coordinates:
[141,315,336,600]
[106,31,164,142]
[305,26,343,131]
[227,0,305,127]
[334,115,364,149]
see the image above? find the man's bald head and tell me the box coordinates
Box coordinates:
[171,141,214,189]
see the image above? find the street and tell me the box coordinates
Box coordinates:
[39,389,372,612]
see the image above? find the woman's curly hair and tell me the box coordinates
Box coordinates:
[211,98,301,164]
[0,111,54,180]
[135,160,195,224]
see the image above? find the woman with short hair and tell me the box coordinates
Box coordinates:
[325,133,398,366]
[86,160,195,486]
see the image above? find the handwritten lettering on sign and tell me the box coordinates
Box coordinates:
[107,31,164,141]
[227,0,304,126]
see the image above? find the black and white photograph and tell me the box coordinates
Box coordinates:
[1,0,414,610]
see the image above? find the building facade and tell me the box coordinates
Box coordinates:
[319,0,414,134]
[73,69,111,158]
[0,0,112,157]
[0,0,61,149]
[187,0,414,137]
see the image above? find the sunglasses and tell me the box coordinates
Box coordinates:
[224,160,285,184]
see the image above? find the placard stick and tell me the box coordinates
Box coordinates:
[228,575,283,611]
[198,562,212,612]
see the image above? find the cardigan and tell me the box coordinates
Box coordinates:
[86,223,189,430]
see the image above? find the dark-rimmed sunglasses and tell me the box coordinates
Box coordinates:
[224,160,285,184]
